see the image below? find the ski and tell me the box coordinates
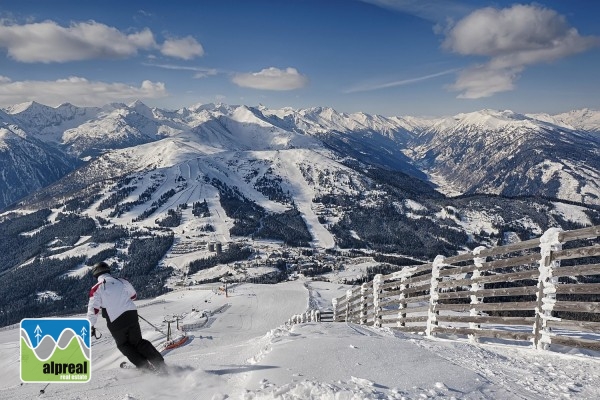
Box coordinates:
[119,361,136,369]
[119,361,193,375]
[119,361,169,375]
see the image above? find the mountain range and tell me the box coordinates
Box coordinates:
[0,100,599,325]
[2,101,599,212]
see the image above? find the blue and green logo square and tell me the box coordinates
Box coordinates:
[20,318,91,383]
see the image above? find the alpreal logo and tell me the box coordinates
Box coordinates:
[20,318,91,383]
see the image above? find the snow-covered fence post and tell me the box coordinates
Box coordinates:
[360,282,369,325]
[426,256,445,337]
[373,274,383,327]
[345,289,353,322]
[390,266,417,329]
[398,275,408,328]
[469,246,487,344]
[533,227,562,350]
[332,298,338,321]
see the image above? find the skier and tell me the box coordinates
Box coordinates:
[87,261,167,373]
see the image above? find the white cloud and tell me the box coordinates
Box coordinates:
[0,20,156,63]
[232,67,308,91]
[0,20,205,63]
[442,4,600,98]
[160,36,204,60]
[450,65,521,99]
[0,76,168,107]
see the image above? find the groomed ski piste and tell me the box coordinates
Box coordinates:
[2,279,600,399]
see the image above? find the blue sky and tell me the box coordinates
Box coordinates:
[0,0,599,116]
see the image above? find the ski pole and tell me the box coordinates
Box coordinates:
[39,382,50,396]
[138,314,168,337]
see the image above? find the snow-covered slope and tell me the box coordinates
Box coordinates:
[1,279,599,399]
[0,125,78,208]
[409,109,600,204]
[530,108,600,134]
[61,101,187,157]
[33,141,359,250]
[4,101,101,143]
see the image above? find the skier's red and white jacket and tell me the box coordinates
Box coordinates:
[87,274,137,327]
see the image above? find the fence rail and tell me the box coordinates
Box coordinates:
[333,225,600,352]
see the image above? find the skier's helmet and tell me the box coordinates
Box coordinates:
[92,261,111,278]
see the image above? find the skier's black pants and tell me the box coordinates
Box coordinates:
[107,310,164,368]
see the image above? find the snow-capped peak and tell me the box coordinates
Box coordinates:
[4,101,47,115]
[426,109,540,134]
[127,99,156,119]
[530,108,600,133]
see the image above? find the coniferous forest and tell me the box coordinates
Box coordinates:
[0,211,174,326]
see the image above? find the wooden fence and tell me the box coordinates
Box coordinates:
[332,225,600,352]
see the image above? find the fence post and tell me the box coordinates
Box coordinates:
[360,282,369,325]
[398,276,408,328]
[345,289,353,322]
[469,246,487,344]
[426,255,444,337]
[373,274,383,327]
[390,266,418,330]
[332,298,338,321]
[533,227,563,350]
